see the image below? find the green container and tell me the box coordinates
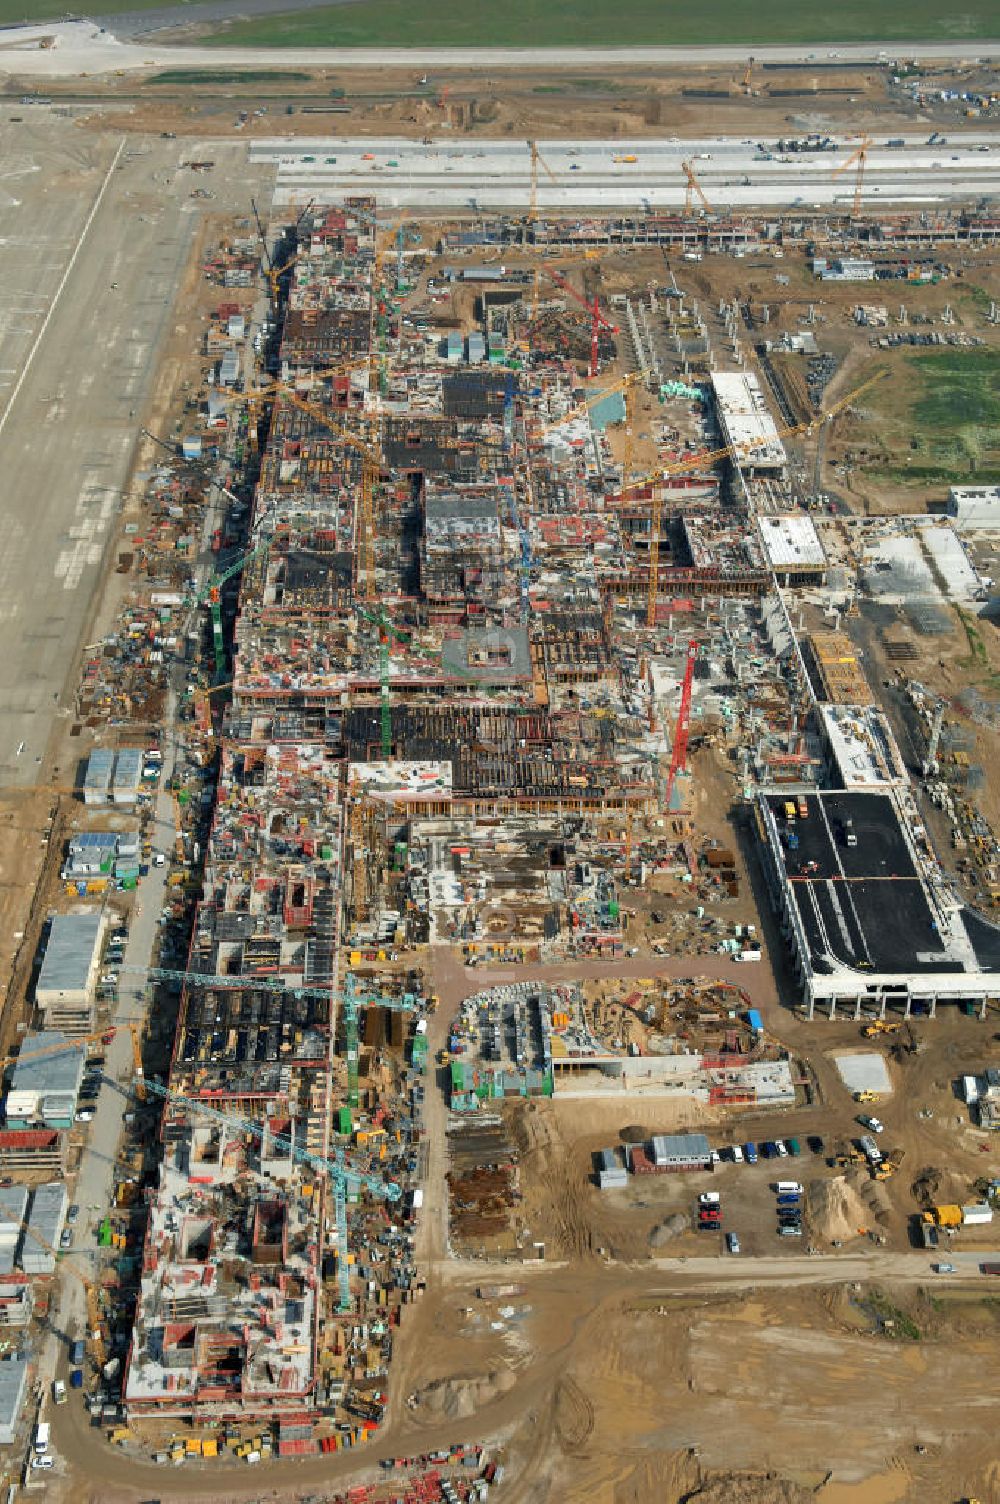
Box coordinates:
[336,1107,352,1135]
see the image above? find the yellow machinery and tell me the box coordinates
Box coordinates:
[833,134,872,217]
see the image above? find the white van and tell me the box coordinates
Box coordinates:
[34,1421,50,1454]
[775,1181,803,1196]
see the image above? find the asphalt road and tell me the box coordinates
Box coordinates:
[254,131,1000,211]
[3,21,1000,78]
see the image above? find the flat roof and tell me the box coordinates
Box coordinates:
[762,790,1000,981]
[711,372,786,470]
[11,1031,86,1096]
[0,1354,29,1430]
[759,514,826,570]
[348,760,452,804]
[821,705,907,789]
[36,913,102,995]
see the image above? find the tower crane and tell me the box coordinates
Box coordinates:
[527,141,561,319]
[833,134,872,217]
[682,159,712,216]
[277,387,381,601]
[618,369,888,624]
[541,267,618,378]
[121,961,417,1014]
[664,639,698,811]
[130,1073,400,1313]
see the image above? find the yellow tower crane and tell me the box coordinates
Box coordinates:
[833,135,872,217]
[620,369,888,627]
[682,159,713,216]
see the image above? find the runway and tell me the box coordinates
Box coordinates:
[0,120,262,787]
[251,132,1000,211]
[2,21,1000,78]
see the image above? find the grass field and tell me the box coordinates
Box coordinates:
[867,349,1000,487]
[201,0,1000,48]
[0,0,167,20]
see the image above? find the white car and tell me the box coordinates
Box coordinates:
[858,1115,885,1134]
[730,1145,744,1164]
[31,1457,54,1470]
[699,1192,721,1206]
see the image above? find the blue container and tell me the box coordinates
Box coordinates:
[70,1369,84,1389]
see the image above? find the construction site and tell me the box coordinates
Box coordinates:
[0,31,999,1504]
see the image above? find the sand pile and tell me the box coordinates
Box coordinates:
[409,1367,517,1421]
[649,1213,689,1248]
[805,1175,872,1243]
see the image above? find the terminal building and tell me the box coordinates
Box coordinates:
[758,788,1000,1018]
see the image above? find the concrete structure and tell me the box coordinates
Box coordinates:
[712,373,786,473]
[759,515,827,584]
[820,704,908,790]
[0,1354,30,1445]
[34,913,103,1032]
[758,788,1000,1018]
[947,485,1000,530]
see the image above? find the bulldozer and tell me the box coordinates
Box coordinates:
[862,1020,900,1038]
[873,1147,905,1181]
[854,1090,881,1103]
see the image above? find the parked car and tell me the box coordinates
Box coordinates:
[31,1457,54,1471]
[775,1140,789,1157]
[761,1141,777,1158]
[744,1142,758,1164]
[857,1115,884,1134]
[786,1138,801,1156]
[778,1224,803,1237]
[52,1380,67,1406]
[75,1109,94,1123]
[726,1232,741,1255]
[934,1262,956,1274]
[699,1192,721,1207]
[67,1204,79,1225]
[807,1135,824,1154]
[729,1144,744,1164]
[60,1229,73,1249]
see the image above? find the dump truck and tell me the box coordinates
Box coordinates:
[921,1204,963,1228]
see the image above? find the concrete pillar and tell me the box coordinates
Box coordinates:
[878,995,887,1020]
[807,994,815,1020]
[854,996,863,1020]
[928,995,936,1018]
[828,997,837,1021]
[903,995,912,1018]
[981,996,988,1021]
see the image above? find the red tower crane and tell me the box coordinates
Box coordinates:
[664,639,698,811]
[543,268,618,377]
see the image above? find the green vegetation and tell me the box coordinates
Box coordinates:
[860,1290,922,1341]
[869,349,1000,487]
[146,68,311,85]
[200,0,1000,48]
[958,608,989,670]
[0,0,166,20]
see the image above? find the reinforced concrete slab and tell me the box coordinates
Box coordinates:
[833,1052,893,1096]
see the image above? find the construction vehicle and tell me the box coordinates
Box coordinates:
[872,1148,904,1181]
[862,1020,900,1038]
[921,1204,963,1228]
[854,1090,881,1103]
